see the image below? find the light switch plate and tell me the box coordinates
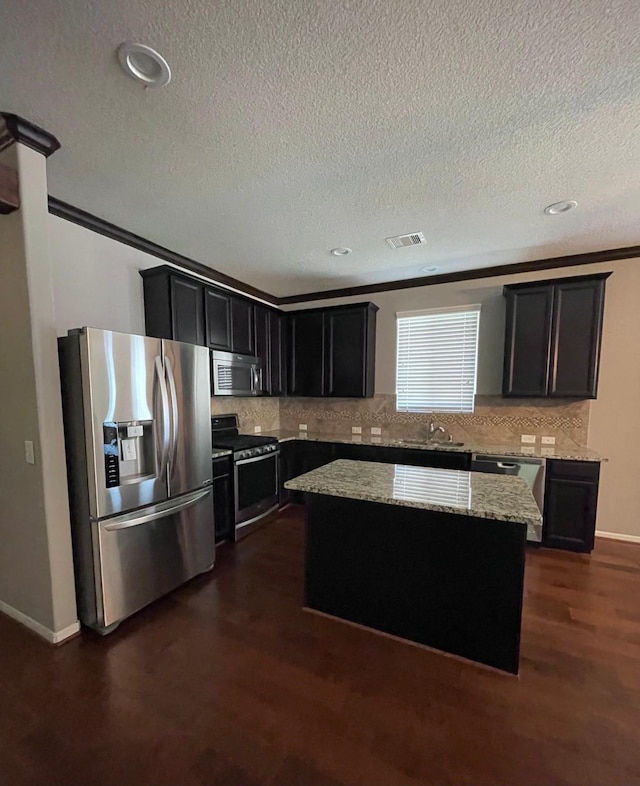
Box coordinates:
[541,436,555,445]
[24,440,35,465]
[352,426,362,434]
[521,434,536,444]
[371,427,382,435]
[298,424,307,431]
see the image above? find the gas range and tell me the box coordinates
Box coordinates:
[211,415,279,461]
[211,414,280,540]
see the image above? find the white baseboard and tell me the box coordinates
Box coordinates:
[595,530,640,544]
[0,600,80,643]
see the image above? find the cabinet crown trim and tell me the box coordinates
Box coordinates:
[503,271,612,295]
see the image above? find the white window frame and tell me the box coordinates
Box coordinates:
[395,304,481,414]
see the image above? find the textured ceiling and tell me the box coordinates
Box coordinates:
[1,0,639,296]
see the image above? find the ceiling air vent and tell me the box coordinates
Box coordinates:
[386,231,427,249]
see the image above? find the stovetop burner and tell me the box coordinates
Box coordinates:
[211,414,278,457]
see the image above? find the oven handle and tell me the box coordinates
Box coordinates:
[236,450,280,466]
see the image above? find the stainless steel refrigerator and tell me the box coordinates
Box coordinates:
[58,327,214,634]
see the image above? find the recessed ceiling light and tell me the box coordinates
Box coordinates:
[421,266,439,273]
[544,200,578,215]
[331,247,352,256]
[118,43,172,87]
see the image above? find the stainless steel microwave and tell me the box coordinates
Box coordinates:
[211,350,263,396]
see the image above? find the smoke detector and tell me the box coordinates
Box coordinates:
[386,232,427,249]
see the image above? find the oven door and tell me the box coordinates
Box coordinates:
[234,450,280,539]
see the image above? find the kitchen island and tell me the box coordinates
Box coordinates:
[285,459,542,674]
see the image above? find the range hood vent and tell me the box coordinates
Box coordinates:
[386,232,427,249]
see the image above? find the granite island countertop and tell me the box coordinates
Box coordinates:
[262,429,606,462]
[285,459,543,530]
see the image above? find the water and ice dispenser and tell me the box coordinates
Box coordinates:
[103,421,155,488]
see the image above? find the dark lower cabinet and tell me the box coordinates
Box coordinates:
[542,460,600,553]
[279,441,297,506]
[212,456,234,543]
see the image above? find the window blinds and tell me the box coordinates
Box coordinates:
[396,304,481,413]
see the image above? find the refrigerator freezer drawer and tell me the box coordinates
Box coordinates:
[94,487,214,630]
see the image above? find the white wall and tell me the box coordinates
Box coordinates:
[0,143,78,640]
[49,215,158,336]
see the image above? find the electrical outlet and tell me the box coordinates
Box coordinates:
[541,447,556,456]
[254,426,262,433]
[371,427,382,436]
[24,440,35,465]
[520,434,536,444]
[298,424,307,431]
[521,446,535,455]
[371,436,382,444]
[352,435,362,443]
[541,436,555,445]
[352,426,362,434]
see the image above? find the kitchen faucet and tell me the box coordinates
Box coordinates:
[425,417,446,442]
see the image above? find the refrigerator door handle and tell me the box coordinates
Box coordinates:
[103,487,212,531]
[164,354,179,470]
[154,355,171,480]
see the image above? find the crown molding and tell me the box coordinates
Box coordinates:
[48,197,279,305]
[0,113,60,158]
[277,245,640,304]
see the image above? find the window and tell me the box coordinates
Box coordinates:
[396,304,481,413]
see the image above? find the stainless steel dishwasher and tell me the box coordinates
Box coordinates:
[470,454,545,543]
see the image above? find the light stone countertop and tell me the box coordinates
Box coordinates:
[261,429,606,463]
[285,459,543,529]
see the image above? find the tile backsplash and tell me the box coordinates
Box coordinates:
[211,394,590,449]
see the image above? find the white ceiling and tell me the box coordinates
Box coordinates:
[1,0,639,297]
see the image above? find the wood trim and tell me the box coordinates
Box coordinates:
[0,112,60,158]
[277,246,640,304]
[48,197,280,306]
[0,162,19,214]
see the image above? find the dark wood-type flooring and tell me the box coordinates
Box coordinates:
[2,506,640,785]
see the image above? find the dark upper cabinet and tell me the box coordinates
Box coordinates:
[141,269,205,346]
[205,288,232,351]
[269,311,286,396]
[231,297,255,356]
[324,305,377,397]
[543,460,600,553]
[503,286,553,396]
[254,305,270,394]
[288,311,325,396]
[503,273,609,399]
[549,278,606,397]
[286,302,378,398]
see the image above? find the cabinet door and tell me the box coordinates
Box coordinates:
[324,307,372,397]
[288,312,324,396]
[170,276,204,346]
[253,306,270,394]
[503,286,553,396]
[213,473,234,543]
[549,278,605,398]
[231,297,255,355]
[542,461,599,553]
[204,288,232,351]
[269,312,285,396]
[279,441,297,506]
